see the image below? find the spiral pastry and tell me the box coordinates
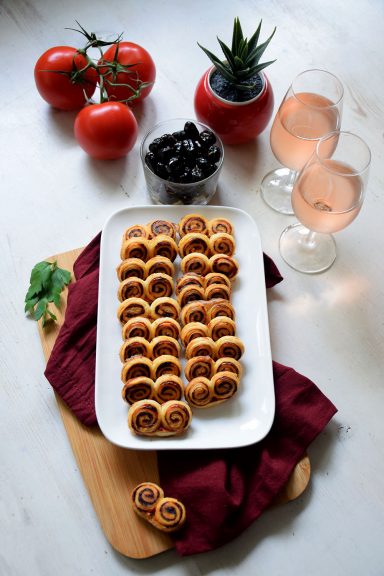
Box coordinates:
[147,220,177,240]
[150,297,181,321]
[178,233,210,257]
[204,283,231,302]
[215,336,244,361]
[119,337,152,363]
[128,399,161,435]
[117,258,147,281]
[204,272,231,289]
[121,377,154,404]
[179,214,208,237]
[152,355,182,379]
[208,232,236,257]
[152,497,187,532]
[177,284,205,308]
[185,336,216,359]
[153,374,183,403]
[145,256,174,278]
[151,317,181,341]
[117,298,151,324]
[159,400,192,436]
[208,317,236,341]
[180,322,209,347]
[207,217,234,237]
[181,253,211,276]
[210,254,239,280]
[184,377,213,408]
[120,237,152,261]
[145,273,174,302]
[175,273,205,295]
[123,224,151,241]
[211,371,239,402]
[118,277,146,302]
[214,357,243,379]
[208,299,235,321]
[122,317,152,341]
[151,336,181,359]
[131,482,164,515]
[180,300,208,326]
[121,356,153,382]
[184,356,215,380]
[151,235,178,262]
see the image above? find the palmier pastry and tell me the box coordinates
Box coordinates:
[117,258,147,281]
[145,256,174,278]
[185,336,216,359]
[151,336,181,359]
[151,235,178,261]
[118,277,146,301]
[122,317,152,341]
[150,297,181,321]
[123,224,151,241]
[177,284,205,308]
[214,357,243,379]
[151,497,187,532]
[184,356,215,381]
[178,233,210,257]
[147,220,177,240]
[204,272,231,289]
[209,233,235,256]
[120,237,152,261]
[152,355,182,379]
[208,316,236,341]
[128,399,162,435]
[180,322,209,347]
[145,273,174,302]
[207,299,235,321]
[175,272,205,295]
[210,254,239,280]
[151,317,181,341]
[131,482,164,516]
[179,213,208,237]
[180,300,208,325]
[204,283,231,302]
[159,400,192,436]
[215,336,244,361]
[207,217,234,236]
[119,337,152,362]
[121,377,154,404]
[153,374,183,403]
[181,252,211,276]
[211,371,239,402]
[121,356,153,382]
[117,298,151,324]
[184,377,213,408]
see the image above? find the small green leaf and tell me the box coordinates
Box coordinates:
[247,20,262,53]
[24,296,39,313]
[46,308,57,321]
[216,37,236,70]
[34,297,48,321]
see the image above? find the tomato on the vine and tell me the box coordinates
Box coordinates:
[34,46,98,110]
[74,102,138,160]
[100,42,156,103]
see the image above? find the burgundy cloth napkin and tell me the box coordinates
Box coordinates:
[44,233,337,556]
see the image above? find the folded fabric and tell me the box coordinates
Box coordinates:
[44,233,337,556]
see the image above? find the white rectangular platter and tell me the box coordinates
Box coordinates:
[95,205,275,450]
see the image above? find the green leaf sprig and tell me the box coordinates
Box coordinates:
[24,261,72,327]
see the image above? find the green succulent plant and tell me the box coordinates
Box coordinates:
[198,17,276,91]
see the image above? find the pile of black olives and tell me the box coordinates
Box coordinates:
[145,121,222,184]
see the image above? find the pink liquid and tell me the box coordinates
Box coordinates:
[292,159,363,233]
[270,92,340,171]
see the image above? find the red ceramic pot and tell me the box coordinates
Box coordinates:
[194,67,274,145]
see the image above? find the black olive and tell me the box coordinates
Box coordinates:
[184,121,200,140]
[172,130,186,141]
[148,137,162,154]
[166,156,184,175]
[179,167,193,183]
[199,130,216,147]
[173,141,183,155]
[145,151,157,171]
[204,162,217,177]
[158,146,174,162]
[159,133,176,148]
[191,166,204,181]
[155,162,168,179]
[207,145,221,163]
[194,139,203,155]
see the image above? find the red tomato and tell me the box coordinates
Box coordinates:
[74,102,138,160]
[34,46,98,110]
[100,42,156,103]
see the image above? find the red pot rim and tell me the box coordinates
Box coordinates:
[206,66,267,107]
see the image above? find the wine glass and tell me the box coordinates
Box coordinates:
[261,69,344,214]
[279,131,371,274]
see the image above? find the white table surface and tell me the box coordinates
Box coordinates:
[1,0,383,574]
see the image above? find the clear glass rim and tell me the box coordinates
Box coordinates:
[291,68,344,109]
[316,130,371,176]
[140,117,224,188]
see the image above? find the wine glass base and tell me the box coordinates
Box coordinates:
[279,223,336,273]
[260,168,295,215]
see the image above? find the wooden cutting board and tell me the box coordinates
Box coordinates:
[37,248,311,559]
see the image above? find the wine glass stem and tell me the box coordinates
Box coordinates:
[287,169,298,191]
[302,228,316,247]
